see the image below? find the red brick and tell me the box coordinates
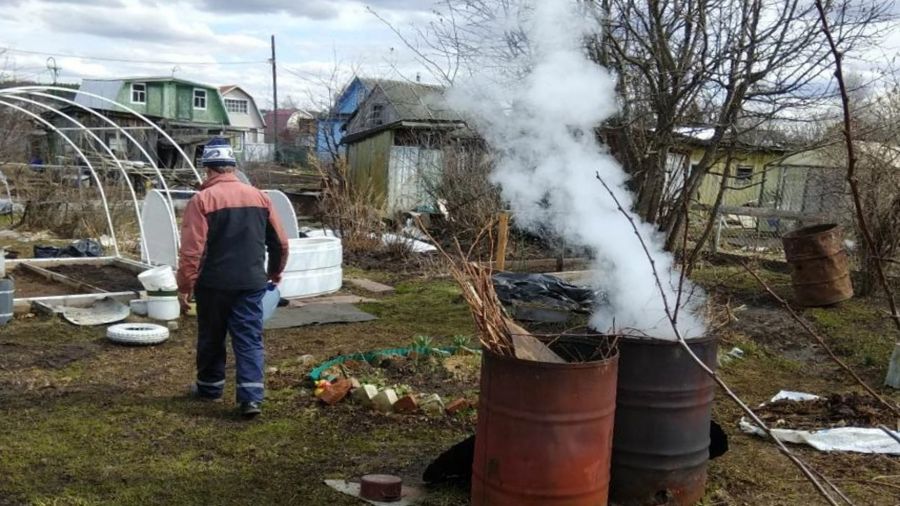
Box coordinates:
[393,394,419,414]
[445,398,471,415]
[318,378,352,405]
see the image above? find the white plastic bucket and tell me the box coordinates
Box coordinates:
[129,299,148,316]
[138,266,177,292]
[147,295,179,321]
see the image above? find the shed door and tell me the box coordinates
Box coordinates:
[387,146,442,215]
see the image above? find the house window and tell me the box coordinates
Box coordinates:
[231,133,244,152]
[371,104,384,126]
[193,89,207,110]
[131,83,146,104]
[225,98,248,114]
[735,165,754,186]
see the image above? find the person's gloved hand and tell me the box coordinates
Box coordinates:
[178,291,191,314]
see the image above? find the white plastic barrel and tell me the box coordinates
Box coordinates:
[138,266,177,292]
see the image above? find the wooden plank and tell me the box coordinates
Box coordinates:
[505,318,566,363]
[18,263,110,295]
[288,295,378,307]
[496,212,509,271]
[13,292,135,313]
[347,278,395,295]
[4,256,118,269]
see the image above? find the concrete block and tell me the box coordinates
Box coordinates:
[372,388,399,412]
[420,393,445,417]
[347,278,395,295]
[352,384,378,406]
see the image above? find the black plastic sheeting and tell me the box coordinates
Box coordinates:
[33,239,104,259]
[492,272,603,313]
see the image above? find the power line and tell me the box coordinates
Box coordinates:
[0,47,268,66]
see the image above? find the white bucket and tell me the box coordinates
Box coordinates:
[129,299,148,316]
[147,295,179,321]
[138,265,177,292]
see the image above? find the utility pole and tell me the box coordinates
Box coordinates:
[270,34,279,163]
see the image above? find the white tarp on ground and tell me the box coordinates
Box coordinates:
[740,390,900,455]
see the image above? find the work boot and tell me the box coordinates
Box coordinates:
[188,384,223,403]
[240,401,262,419]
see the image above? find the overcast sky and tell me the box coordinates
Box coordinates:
[0,0,437,110]
[2,0,900,112]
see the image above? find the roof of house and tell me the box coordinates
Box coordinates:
[219,84,266,127]
[342,79,466,144]
[74,77,220,112]
[263,108,316,134]
[375,79,461,123]
[674,124,793,151]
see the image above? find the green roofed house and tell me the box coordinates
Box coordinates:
[68,77,235,169]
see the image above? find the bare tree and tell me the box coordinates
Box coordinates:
[376,0,888,254]
[588,0,888,251]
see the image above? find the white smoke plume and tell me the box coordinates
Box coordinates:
[445,0,706,339]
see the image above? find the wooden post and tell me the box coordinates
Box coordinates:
[496,212,510,271]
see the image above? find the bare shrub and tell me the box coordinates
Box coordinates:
[315,158,384,255]
[426,139,503,248]
[9,165,139,252]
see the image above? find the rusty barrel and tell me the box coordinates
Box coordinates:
[471,335,618,506]
[611,335,717,506]
[781,223,853,306]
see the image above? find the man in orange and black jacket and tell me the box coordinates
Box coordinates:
[176,137,289,419]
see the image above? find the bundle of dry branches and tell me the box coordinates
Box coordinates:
[446,259,514,357]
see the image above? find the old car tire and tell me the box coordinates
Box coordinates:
[106,323,170,345]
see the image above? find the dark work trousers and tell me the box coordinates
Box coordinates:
[194,286,266,403]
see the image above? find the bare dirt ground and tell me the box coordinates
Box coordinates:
[48,264,144,292]
[9,265,85,298]
[0,259,898,505]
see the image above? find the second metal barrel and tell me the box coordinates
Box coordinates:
[611,335,717,506]
[471,335,618,506]
[781,223,853,306]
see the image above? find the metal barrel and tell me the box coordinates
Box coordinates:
[611,335,717,506]
[0,278,13,326]
[782,223,853,307]
[471,335,618,506]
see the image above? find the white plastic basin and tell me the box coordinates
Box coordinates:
[285,237,342,272]
[278,266,342,299]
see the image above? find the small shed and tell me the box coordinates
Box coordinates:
[342,80,467,215]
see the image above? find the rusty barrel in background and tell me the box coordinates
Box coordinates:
[471,335,618,506]
[610,335,717,506]
[781,223,853,307]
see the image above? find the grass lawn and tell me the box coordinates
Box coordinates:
[0,262,898,505]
